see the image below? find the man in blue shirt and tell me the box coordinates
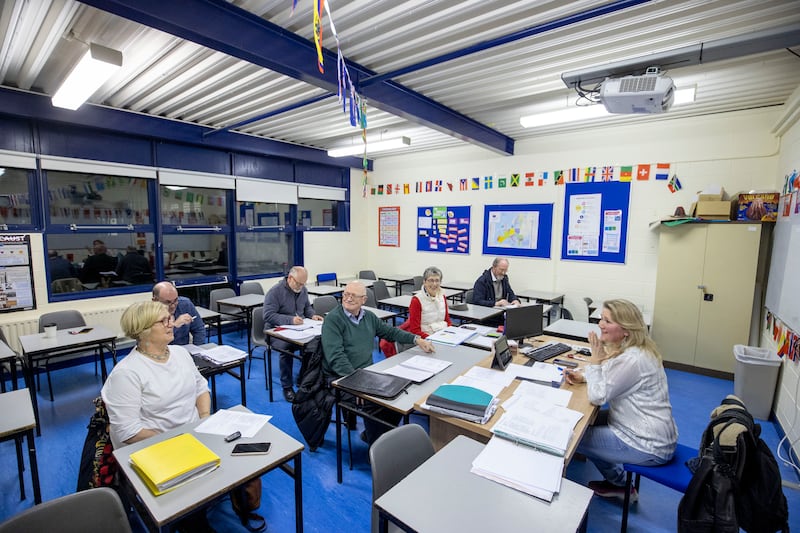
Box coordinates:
[152,281,206,345]
[263,266,323,402]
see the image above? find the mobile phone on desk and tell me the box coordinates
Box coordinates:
[231,442,271,456]
[69,327,93,335]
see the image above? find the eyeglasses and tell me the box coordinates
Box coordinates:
[152,316,174,328]
[288,275,306,287]
[158,296,179,306]
[424,278,441,284]
[342,292,366,300]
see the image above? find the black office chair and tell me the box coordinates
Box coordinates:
[584,297,597,318]
[561,307,574,320]
[0,487,131,533]
[250,306,269,380]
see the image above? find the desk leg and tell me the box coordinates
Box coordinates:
[26,428,41,504]
[239,360,247,407]
[335,389,343,483]
[294,453,303,533]
[216,316,222,345]
[99,341,111,382]
[378,512,389,533]
[210,376,218,412]
[23,357,41,437]
[266,344,274,402]
[14,435,25,500]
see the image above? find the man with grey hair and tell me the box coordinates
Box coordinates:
[472,257,521,308]
[263,266,323,402]
[152,281,206,346]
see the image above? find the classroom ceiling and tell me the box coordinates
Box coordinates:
[1,0,799,166]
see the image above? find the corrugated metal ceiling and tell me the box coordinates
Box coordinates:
[1,0,799,164]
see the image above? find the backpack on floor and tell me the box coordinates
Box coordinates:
[678,395,789,533]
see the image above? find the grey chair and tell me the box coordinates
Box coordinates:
[250,306,268,380]
[358,270,377,280]
[210,287,245,335]
[464,289,474,304]
[37,310,102,401]
[0,328,20,392]
[0,487,132,533]
[240,281,264,296]
[365,287,378,308]
[583,297,597,318]
[369,424,435,533]
[561,307,574,320]
[411,276,423,291]
[371,280,392,303]
[313,295,338,316]
[51,277,83,294]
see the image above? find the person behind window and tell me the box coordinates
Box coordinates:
[321,281,435,445]
[471,257,521,308]
[380,266,451,357]
[217,240,228,266]
[79,240,117,284]
[564,299,678,500]
[116,245,153,284]
[48,250,76,281]
[152,281,206,346]
[262,266,323,402]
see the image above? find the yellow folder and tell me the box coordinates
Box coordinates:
[129,432,220,496]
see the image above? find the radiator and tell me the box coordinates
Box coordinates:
[0,307,128,354]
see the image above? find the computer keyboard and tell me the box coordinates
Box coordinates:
[524,342,572,365]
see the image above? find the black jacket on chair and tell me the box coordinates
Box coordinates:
[472,269,517,307]
[291,339,335,451]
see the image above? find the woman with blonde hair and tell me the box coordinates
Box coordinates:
[564,299,677,500]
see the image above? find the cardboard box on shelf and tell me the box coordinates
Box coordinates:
[694,200,734,220]
[697,186,726,202]
[735,192,779,222]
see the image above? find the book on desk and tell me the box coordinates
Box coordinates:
[128,433,221,496]
[379,355,452,383]
[424,384,499,423]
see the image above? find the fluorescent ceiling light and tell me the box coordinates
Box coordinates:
[327,136,411,157]
[165,185,187,191]
[520,87,697,128]
[51,43,122,110]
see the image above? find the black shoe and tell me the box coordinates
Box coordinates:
[282,388,296,403]
[359,430,369,444]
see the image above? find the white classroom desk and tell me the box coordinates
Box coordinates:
[375,435,593,533]
[378,294,503,323]
[544,319,602,342]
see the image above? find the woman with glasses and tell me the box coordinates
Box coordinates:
[381,266,452,357]
[102,300,210,447]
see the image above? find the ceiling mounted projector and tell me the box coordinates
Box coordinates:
[599,67,675,114]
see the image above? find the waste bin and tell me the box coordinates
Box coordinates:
[733,345,781,419]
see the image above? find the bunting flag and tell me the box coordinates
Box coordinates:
[668,174,682,193]
[313,0,325,73]
[385,184,392,195]
[525,172,535,187]
[370,187,375,195]
[637,164,651,180]
[446,182,453,191]
[460,179,468,191]
[655,163,670,180]
[471,177,480,190]
[403,183,410,194]
[377,184,384,195]
[554,170,564,185]
[620,166,633,182]
[434,180,442,192]
[568,168,580,182]
[425,181,433,192]
[394,184,400,194]
[539,171,547,186]
[584,166,596,182]
[484,175,493,189]
[510,173,520,187]
[498,176,507,188]
[601,166,615,182]
[416,182,423,193]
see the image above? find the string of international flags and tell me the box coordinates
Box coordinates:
[370,162,683,196]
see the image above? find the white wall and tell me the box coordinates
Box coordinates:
[772,86,800,462]
[352,107,780,320]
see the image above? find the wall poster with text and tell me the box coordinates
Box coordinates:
[0,234,36,313]
[417,205,470,254]
[378,206,400,247]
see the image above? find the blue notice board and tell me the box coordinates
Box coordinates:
[561,182,630,264]
[417,206,470,254]
[482,203,553,259]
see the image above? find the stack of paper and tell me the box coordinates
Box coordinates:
[129,433,220,496]
[380,355,452,383]
[491,402,583,456]
[506,361,564,387]
[187,344,247,365]
[273,322,323,341]
[426,326,477,345]
[423,383,500,424]
[471,437,564,501]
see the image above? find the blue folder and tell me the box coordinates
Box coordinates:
[427,384,493,418]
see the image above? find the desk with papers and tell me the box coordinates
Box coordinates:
[114,405,304,533]
[186,343,247,410]
[378,294,504,324]
[375,435,593,533]
[415,335,598,467]
[215,293,264,354]
[264,321,323,402]
[331,343,488,483]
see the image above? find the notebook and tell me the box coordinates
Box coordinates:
[336,369,412,399]
[128,433,220,496]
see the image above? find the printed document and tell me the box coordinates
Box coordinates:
[381,355,452,382]
[426,326,477,345]
[194,408,272,438]
[491,403,583,456]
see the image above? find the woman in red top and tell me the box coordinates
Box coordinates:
[381,266,451,356]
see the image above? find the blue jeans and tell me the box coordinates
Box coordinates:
[577,423,669,486]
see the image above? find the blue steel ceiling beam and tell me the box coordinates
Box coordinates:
[79,0,515,155]
[0,87,369,170]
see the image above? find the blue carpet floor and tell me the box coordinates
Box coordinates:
[1,330,798,532]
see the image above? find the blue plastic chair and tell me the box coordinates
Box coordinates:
[621,443,698,532]
[316,272,338,286]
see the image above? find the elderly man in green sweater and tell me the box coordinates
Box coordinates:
[322,280,434,445]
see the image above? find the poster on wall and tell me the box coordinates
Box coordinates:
[482,203,553,259]
[417,206,470,254]
[0,234,36,313]
[378,206,400,247]
[561,182,630,264]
